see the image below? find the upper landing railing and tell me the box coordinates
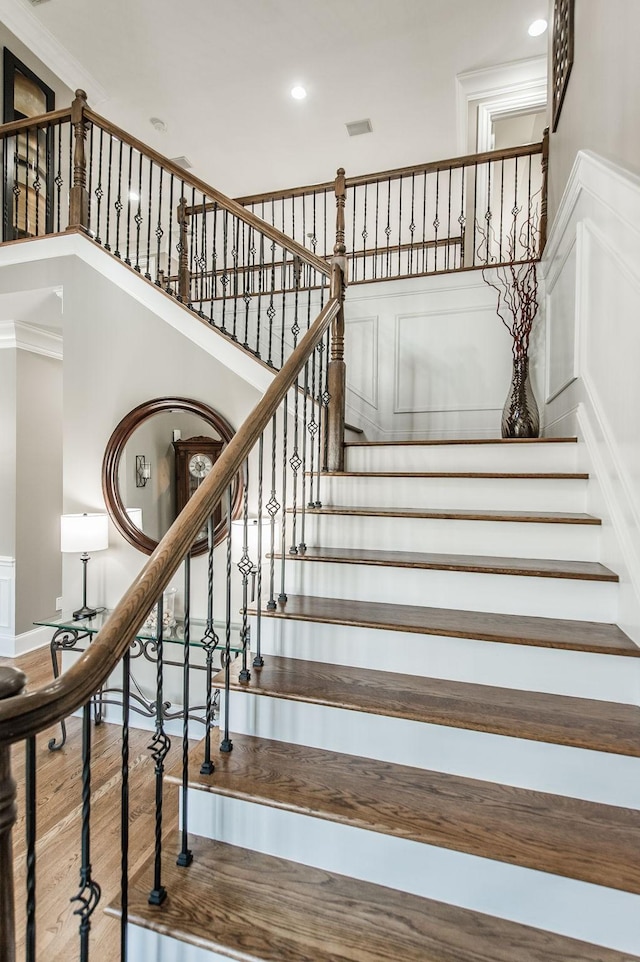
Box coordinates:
[0,90,547,356]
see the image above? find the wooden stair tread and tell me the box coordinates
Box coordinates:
[275,546,618,582]
[344,437,578,447]
[175,733,640,894]
[303,504,601,524]
[218,656,640,756]
[322,471,589,478]
[111,835,640,962]
[254,594,639,657]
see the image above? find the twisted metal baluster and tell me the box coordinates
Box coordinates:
[25,735,36,962]
[34,129,41,236]
[278,397,289,604]
[266,415,280,609]
[209,203,219,325]
[254,433,265,668]
[266,238,276,366]
[220,487,234,754]
[177,555,194,866]
[307,343,317,507]
[314,341,325,507]
[237,461,252,681]
[200,515,219,775]
[120,647,130,961]
[155,166,164,285]
[71,703,101,961]
[298,358,310,555]
[434,168,440,271]
[148,596,169,905]
[104,132,113,250]
[322,327,331,474]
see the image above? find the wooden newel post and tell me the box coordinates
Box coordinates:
[177,197,191,302]
[68,89,89,231]
[0,667,27,962]
[327,168,348,472]
[539,126,549,255]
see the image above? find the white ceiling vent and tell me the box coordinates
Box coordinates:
[346,119,373,137]
[170,156,193,170]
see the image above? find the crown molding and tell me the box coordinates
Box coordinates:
[0,319,63,358]
[0,0,108,105]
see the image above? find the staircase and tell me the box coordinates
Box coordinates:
[115,437,640,961]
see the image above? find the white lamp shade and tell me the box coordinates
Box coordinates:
[231,516,272,562]
[61,513,109,553]
[126,507,143,529]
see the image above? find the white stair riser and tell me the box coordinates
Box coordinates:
[299,513,601,560]
[254,617,640,704]
[187,793,640,956]
[345,442,579,474]
[280,561,618,622]
[320,476,587,513]
[221,691,640,809]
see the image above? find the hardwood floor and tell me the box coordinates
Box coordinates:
[1,648,187,962]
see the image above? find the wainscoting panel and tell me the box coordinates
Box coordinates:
[344,315,378,408]
[0,557,15,655]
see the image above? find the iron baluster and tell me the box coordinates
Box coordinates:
[209,202,219,323]
[104,133,113,250]
[221,208,229,333]
[12,134,20,239]
[397,171,403,277]
[499,158,505,263]
[155,166,164,285]
[255,233,264,358]
[298,342,311,552]
[433,168,440,271]
[484,158,492,266]
[385,176,392,277]
[446,167,452,271]
[148,595,169,906]
[237,461,252,681]
[243,223,251,350]
[314,342,325,507]
[200,515,219,775]
[322,327,331,473]
[120,647,130,962]
[279,397,289,604]
[459,164,466,268]
[409,173,415,275]
[124,144,133,265]
[232,216,240,340]
[2,137,7,242]
[71,703,101,962]
[220,486,234,754]
[422,170,428,273]
[145,160,153,280]
[177,554,194,866]
[267,235,276,366]
[266,414,279,609]
[114,138,123,259]
[166,173,174,294]
[188,185,196,305]
[25,735,36,962]
[288,305,301,554]
[254,433,265,667]
[472,161,478,266]
[198,194,207,312]
[307,342,317,507]
[86,122,93,230]
[34,129,41,236]
[94,126,104,245]
[362,183,369,281]
[134,150,143,271]
[374,179,380,280]
[351,181,357,282]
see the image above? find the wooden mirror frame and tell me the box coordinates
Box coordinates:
[102,397,243,556]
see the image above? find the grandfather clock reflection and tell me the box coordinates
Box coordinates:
[172,435,224,531]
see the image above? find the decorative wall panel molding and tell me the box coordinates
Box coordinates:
[345,315,378,408]
[0,557,15,645]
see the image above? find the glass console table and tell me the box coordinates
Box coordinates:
[35,609,242,751]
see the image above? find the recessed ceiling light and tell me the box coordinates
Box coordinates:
[291,85,307,100]
[528,19,548,36]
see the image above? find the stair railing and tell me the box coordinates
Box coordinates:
[0,256,344,959]
[235,130,549,286]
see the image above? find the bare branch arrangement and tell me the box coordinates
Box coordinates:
[477,200,540,359]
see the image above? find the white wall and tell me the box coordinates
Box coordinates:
[344,270,545,440]
[547,0,640,222]
[542,150,640,642]
[0,349,16,557]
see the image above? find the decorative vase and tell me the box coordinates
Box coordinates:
[501,357,539,438]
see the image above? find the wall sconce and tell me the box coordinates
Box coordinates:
[60,512,109,620]
[135,455,151,487]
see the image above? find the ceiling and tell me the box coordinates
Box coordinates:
[7,0,548,198]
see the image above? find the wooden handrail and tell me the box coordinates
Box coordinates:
[0,107,72,139]
[229,142,544,207]
[83,107,331,279]
[0,272,342,745]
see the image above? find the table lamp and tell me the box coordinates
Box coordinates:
[60,513,109,620]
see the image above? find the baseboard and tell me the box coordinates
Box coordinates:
[0,624,52,658]
[577,401,640,645]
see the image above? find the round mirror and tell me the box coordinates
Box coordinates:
[102,397,243,555]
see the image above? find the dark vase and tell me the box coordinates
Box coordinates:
[501,356,540,438]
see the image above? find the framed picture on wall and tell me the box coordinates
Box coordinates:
[552,0,575,131]
[3,48,55,239]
